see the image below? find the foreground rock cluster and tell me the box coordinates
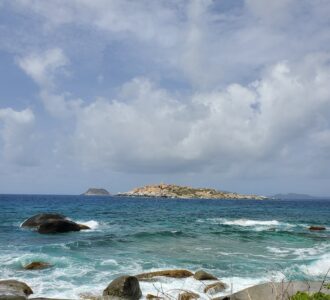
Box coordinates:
[21,213,90,234]
[2,269,329,300]
[118,184,267,200]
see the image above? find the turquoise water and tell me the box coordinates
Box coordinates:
[0,195,329,299]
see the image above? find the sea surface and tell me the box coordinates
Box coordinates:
[0,195,329,299]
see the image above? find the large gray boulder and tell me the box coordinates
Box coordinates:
[136,269,193,280]
[38,220,82,234]
[0,280,33,300]
[103,276,142,300]
[21,213,67,228]
[215,281,330,300]
[204,281,227,294]
[193,270,218,281]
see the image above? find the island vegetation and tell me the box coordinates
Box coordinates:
[118,183,267,200]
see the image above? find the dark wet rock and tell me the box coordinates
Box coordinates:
[178,291,200,300]
[103,276,142,300]
[24,261,52,270]
[136,270,193,280]
[193,270,218,281]
[214,281,330,300]
[30,298,72,300]
[38,220,81,234]
[204,281,227,294]
[78,224,91,230]
[21,213,66,228]
[0,280,33,300]
[309,226,326,231]
[146,294,164,300]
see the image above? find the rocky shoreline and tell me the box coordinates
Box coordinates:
[1,275,329,300]
[3,213,328,299]
[118,184,267,200]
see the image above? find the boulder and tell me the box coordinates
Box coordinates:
[193,270,218,281]
[103,276,142,300]
[136,270,193,280]
[0,280,33,300]
[38,220,81,234]
[203,281,227,294]
[214,281,330,300]
[30,298,72,300]
[309,226,326,231]
[24,261,52,270]
[21,213,67,228]
[178,291,200,300]
[146,294,164,300]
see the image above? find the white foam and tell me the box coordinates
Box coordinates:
[222,219,280,227]
[100,259,119,266]
[267,246,290,255]
[299,253,330,276]
[78,220,100,230]
[200,218,293,230]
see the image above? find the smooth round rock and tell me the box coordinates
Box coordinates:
[193,270,218,280]
[0,280,33,300]
[38,220,81,234]
[103,276,142,300]
[21,214,66,228]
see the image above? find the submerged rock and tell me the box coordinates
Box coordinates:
[193,270,218,281]
[203,281,227,294]
[38,220,81,234]
[0,279,33,300]
[136,269,193,280]
[23,262,52,270]
[21,213,66,228]
[103,276,142,300]
[309,226,326,231]
[178,291,200,300]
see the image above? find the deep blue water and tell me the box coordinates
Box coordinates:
[0,195,329,299]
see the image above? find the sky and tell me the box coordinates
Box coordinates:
[0,0,330,196]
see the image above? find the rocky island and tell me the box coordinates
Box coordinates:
[83,188,110,196]
[118,183,267,200]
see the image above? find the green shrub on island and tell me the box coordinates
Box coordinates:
[290,291,330,300]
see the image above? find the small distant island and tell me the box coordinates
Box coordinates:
[118,183,267,200]
[83,188,110,196]
[270,193,326,200]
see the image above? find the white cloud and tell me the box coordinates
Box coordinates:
[2,0,330,194]
[0,107,37,166]
[17,48,68,88]
[17,48,83,117]
[71,54,330,176]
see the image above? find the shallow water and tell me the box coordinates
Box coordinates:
[0,195,329,299]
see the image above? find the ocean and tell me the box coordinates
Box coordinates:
[0,195,329,299]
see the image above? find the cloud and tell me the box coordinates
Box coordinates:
[17,48,68,88]
[71,54,330,176]
[17,48,83,117]
[0,107,38,166]
[1,0,330,194]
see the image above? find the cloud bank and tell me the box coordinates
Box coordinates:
[0,0,330,194]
